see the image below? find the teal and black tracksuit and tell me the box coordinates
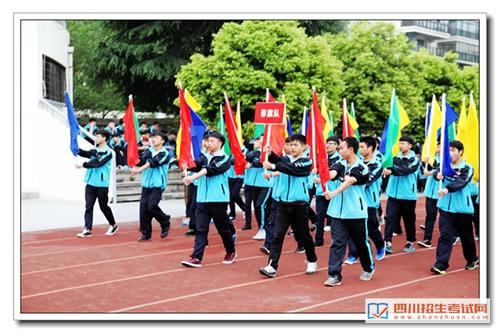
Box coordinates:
[228,157,246,218]
[83,124,98,144]
[314,151,341,245]
[326,158,374,280]
[384,150,420,243]
[137,146,171,238]
[422,157,440,241]
[266,151,317,270]
[469,180,479,237]
[78,145,116,231]
[243,149,272,230]
[434,160,478,270]
[109,137,128,166]
[187,150,235,261]
[347,155,385,258]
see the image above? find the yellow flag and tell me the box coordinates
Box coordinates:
[456,96,468,144]
[176,127,182,158]
[235,101,243,147]
[185,89,201,112]
[421,95,442,165]
[391,99,410,156]
[464,92,479,182]
[321,96,332,140]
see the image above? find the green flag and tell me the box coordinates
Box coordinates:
[218,105,232,155]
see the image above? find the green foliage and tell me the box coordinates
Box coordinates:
[67,21,123,116]
[176,21,344,135]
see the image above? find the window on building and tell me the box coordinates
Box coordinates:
[42,55,66,103]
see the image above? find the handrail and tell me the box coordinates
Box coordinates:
[39,98,118,204]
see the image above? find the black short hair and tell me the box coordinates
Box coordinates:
[140,130,150,136]
[289,133,307,145]
[112,133,121,138]
[89,118,96,123]
[359,136,376,151]
[208,131,225,146]
[399,135,414,145]
[152,131,168,143]
[202,134,210,141]
[343,136,359,154]
[285,136,291,143]
[140,121,148,126]
[449,140,464,153]
[95,129,110,142]
[153,121,160,126]
[326,135,340,145]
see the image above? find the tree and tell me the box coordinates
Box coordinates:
[326,22,422,139]
[176,21,344,133]
[298,20,349,36]
[90,20,228,113]
[67,21,123,117]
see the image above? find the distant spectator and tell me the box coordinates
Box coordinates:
[83,118,98,144]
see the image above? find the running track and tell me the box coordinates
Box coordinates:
[20,198,479,313]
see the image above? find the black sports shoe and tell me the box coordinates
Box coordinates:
[295,246,305,254]
[417,239,432,248]
[185,229,196,236]
[138,235,152,241]
[161,224,170,239]
[259,246,270,255]
[465,259,479,270]
[430,265,446,275]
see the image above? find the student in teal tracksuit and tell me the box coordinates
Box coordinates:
[431,140,478,275]
[383,136,420,254]
[345,136,386,264]
[259,134,317,278]
[323,137,375,287]
[314,135,341,247]
[418,149,441,248]
[132,132,171,241]
[243,136,272,240]
[181,132,236,268]
[75,129,117,238]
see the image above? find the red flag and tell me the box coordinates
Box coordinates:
[307,89,330,192]
[178,88,196,168]
[123,97,139,167]
[224,93,247,175]
[260,92,286,161]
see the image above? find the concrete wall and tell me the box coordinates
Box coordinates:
[21,21,93,202]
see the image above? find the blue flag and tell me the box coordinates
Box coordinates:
[425,104,432,136]
[64,92,80,156]
[440,100,460,177]
[286,115,293,137]
[300,108,309,136]
[379,119,389,154]
[189,109,207,160]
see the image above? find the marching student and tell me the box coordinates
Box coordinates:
[418,144,441,248]
[259,134,318,278]
[313,135,341,247]
[323,137,375,287]
[382,136,420,254]
[132,132,172,241]
[183,136,210,237]
[180,131,236,268]
[344,136,386,264]
[74,129,118,238]
[431,140,478,275]
[243,135,272,241]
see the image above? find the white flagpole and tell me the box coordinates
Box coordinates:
[342,98,348,138]
[439,93,447,191]
[264,88,272,170]
[311,87,317,170]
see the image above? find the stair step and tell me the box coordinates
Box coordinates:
[116,192,185,203]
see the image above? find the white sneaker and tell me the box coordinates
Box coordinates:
[360,269,375,281]
[181,217,190,226]
[324,226,331,232]
[252,228,266,240]
[105,225,118,236]
[76,229,92,238]
[305,260,318,274]
[259,264,277,278]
